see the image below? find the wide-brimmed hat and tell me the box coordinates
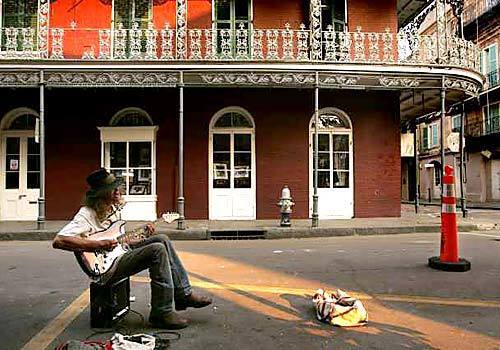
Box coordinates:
[86,168,121,197]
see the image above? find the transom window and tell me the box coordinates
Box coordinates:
[4,113,36,130]
[110,108,154,127]
[213,112,253,128]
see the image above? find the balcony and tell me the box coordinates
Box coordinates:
[0,23,480,71]
[466,118,500,138]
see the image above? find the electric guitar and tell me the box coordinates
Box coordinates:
[75,212,180,278]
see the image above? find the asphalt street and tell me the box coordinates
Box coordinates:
[1,231,500,349]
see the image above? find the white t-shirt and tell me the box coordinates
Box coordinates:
[57,206,120,238]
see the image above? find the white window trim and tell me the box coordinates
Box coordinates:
[208,106,256,220]
[451,114,461,132]
[212,0,254,31]
[482,43,498,75]
[98,126,158,201]
[483,102,500,132]
[428,123,439,148]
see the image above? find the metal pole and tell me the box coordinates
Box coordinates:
[459,102,467,217]
[312,72,319,228]
[177,72,185,230]
[37,71,46,230]
[413,121,419,213]
[440,77,446,199]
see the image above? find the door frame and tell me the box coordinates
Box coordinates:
[208,106,256,220]
[0,108,39,220]
[308,107,354,219]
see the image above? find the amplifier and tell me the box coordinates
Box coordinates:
[90,277,130,328]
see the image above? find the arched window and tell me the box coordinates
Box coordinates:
[110,108,153,127]
[1,108,38,131]
[213,111,253,129]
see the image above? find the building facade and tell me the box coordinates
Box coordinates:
[0,0,482,223]
[404,0,497,205]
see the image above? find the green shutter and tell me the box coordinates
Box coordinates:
[422,127,428,150]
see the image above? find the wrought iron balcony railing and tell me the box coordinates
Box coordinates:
[0,23,481,71]
[463,0,500,24]
[466,118,500,137]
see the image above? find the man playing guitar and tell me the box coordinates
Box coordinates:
[52,168,212,329]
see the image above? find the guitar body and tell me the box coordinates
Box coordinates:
[75,220,129,278]
[73,212,180,278]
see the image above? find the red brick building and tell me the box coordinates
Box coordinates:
[0,0,483,225]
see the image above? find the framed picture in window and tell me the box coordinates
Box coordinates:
[214,163,229,180]
[130,184,146,195]
[138,169,150,182]
[234,165,250,179]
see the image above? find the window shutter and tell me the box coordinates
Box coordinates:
[422,127,428,150]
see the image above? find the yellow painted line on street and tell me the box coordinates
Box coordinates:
[21,289,90,350]
[131,276,500,309]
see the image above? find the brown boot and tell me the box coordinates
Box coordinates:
[149,311,189,329]
[175,292,213,311]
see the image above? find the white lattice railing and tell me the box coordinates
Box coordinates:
[0,23,481,71]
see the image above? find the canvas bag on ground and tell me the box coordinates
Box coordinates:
[313,288,368,327]
[111,333,155,350]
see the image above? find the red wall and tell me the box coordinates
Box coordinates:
[1,88,400,220]
[349,0,398,32]
[182,88,401,220]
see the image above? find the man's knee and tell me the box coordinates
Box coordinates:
[149,242,167,257]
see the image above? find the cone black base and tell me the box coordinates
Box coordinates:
[428,256,471,272]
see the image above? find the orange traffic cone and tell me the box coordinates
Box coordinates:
[428,165,471,272]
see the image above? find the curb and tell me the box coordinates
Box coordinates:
[0,224,482,241]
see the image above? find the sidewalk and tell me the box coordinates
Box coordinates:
[0,205,498,241]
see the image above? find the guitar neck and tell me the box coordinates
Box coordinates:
[117,217,163,243]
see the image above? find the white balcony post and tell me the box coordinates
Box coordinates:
[37,70,46,230]
[176,0,187,59]
[309,0,322,60]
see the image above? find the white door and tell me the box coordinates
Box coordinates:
[209,109,256,220]
[309,109,353,219]
[1,135,40,220]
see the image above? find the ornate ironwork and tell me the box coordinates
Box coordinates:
[0,72,39,86]
[189,29,202,60]
[114,23,127,60]
[129,22,143,60]
[204,29,216,60]
[50,29,64,59]
[235,24,249,60]
[444,78,480,95]
[297,24,309,61]
[382,28,394,62]
[379,77,420,88]
[266,30,279,60]
[354,27,366,62]
[176,0,187,59]
[44,72,179,87]
[252,29,264,60]
[309,0,322,60]
[446,0,464,18]
[199,73,316,85]
[98,30,111,60]
[320,75,360,86]
[220,29,232,59]
[38,0,50,58]
[282,24,294,60]
[324,26,336,61]
[145,23,158,60]
[160,23,174,60]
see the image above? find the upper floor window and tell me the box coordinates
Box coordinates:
[1,0,38,28]
[422,123,439,149]
[114,0,152,30]
[451,115,461,133]
[483,103,500,135]
[321,0,347,32]
[214,0,252,54]
[481,44,498,87]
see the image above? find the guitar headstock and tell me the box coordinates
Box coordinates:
[161,212,181,224]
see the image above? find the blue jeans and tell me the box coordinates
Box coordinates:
[102,234,193,314]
